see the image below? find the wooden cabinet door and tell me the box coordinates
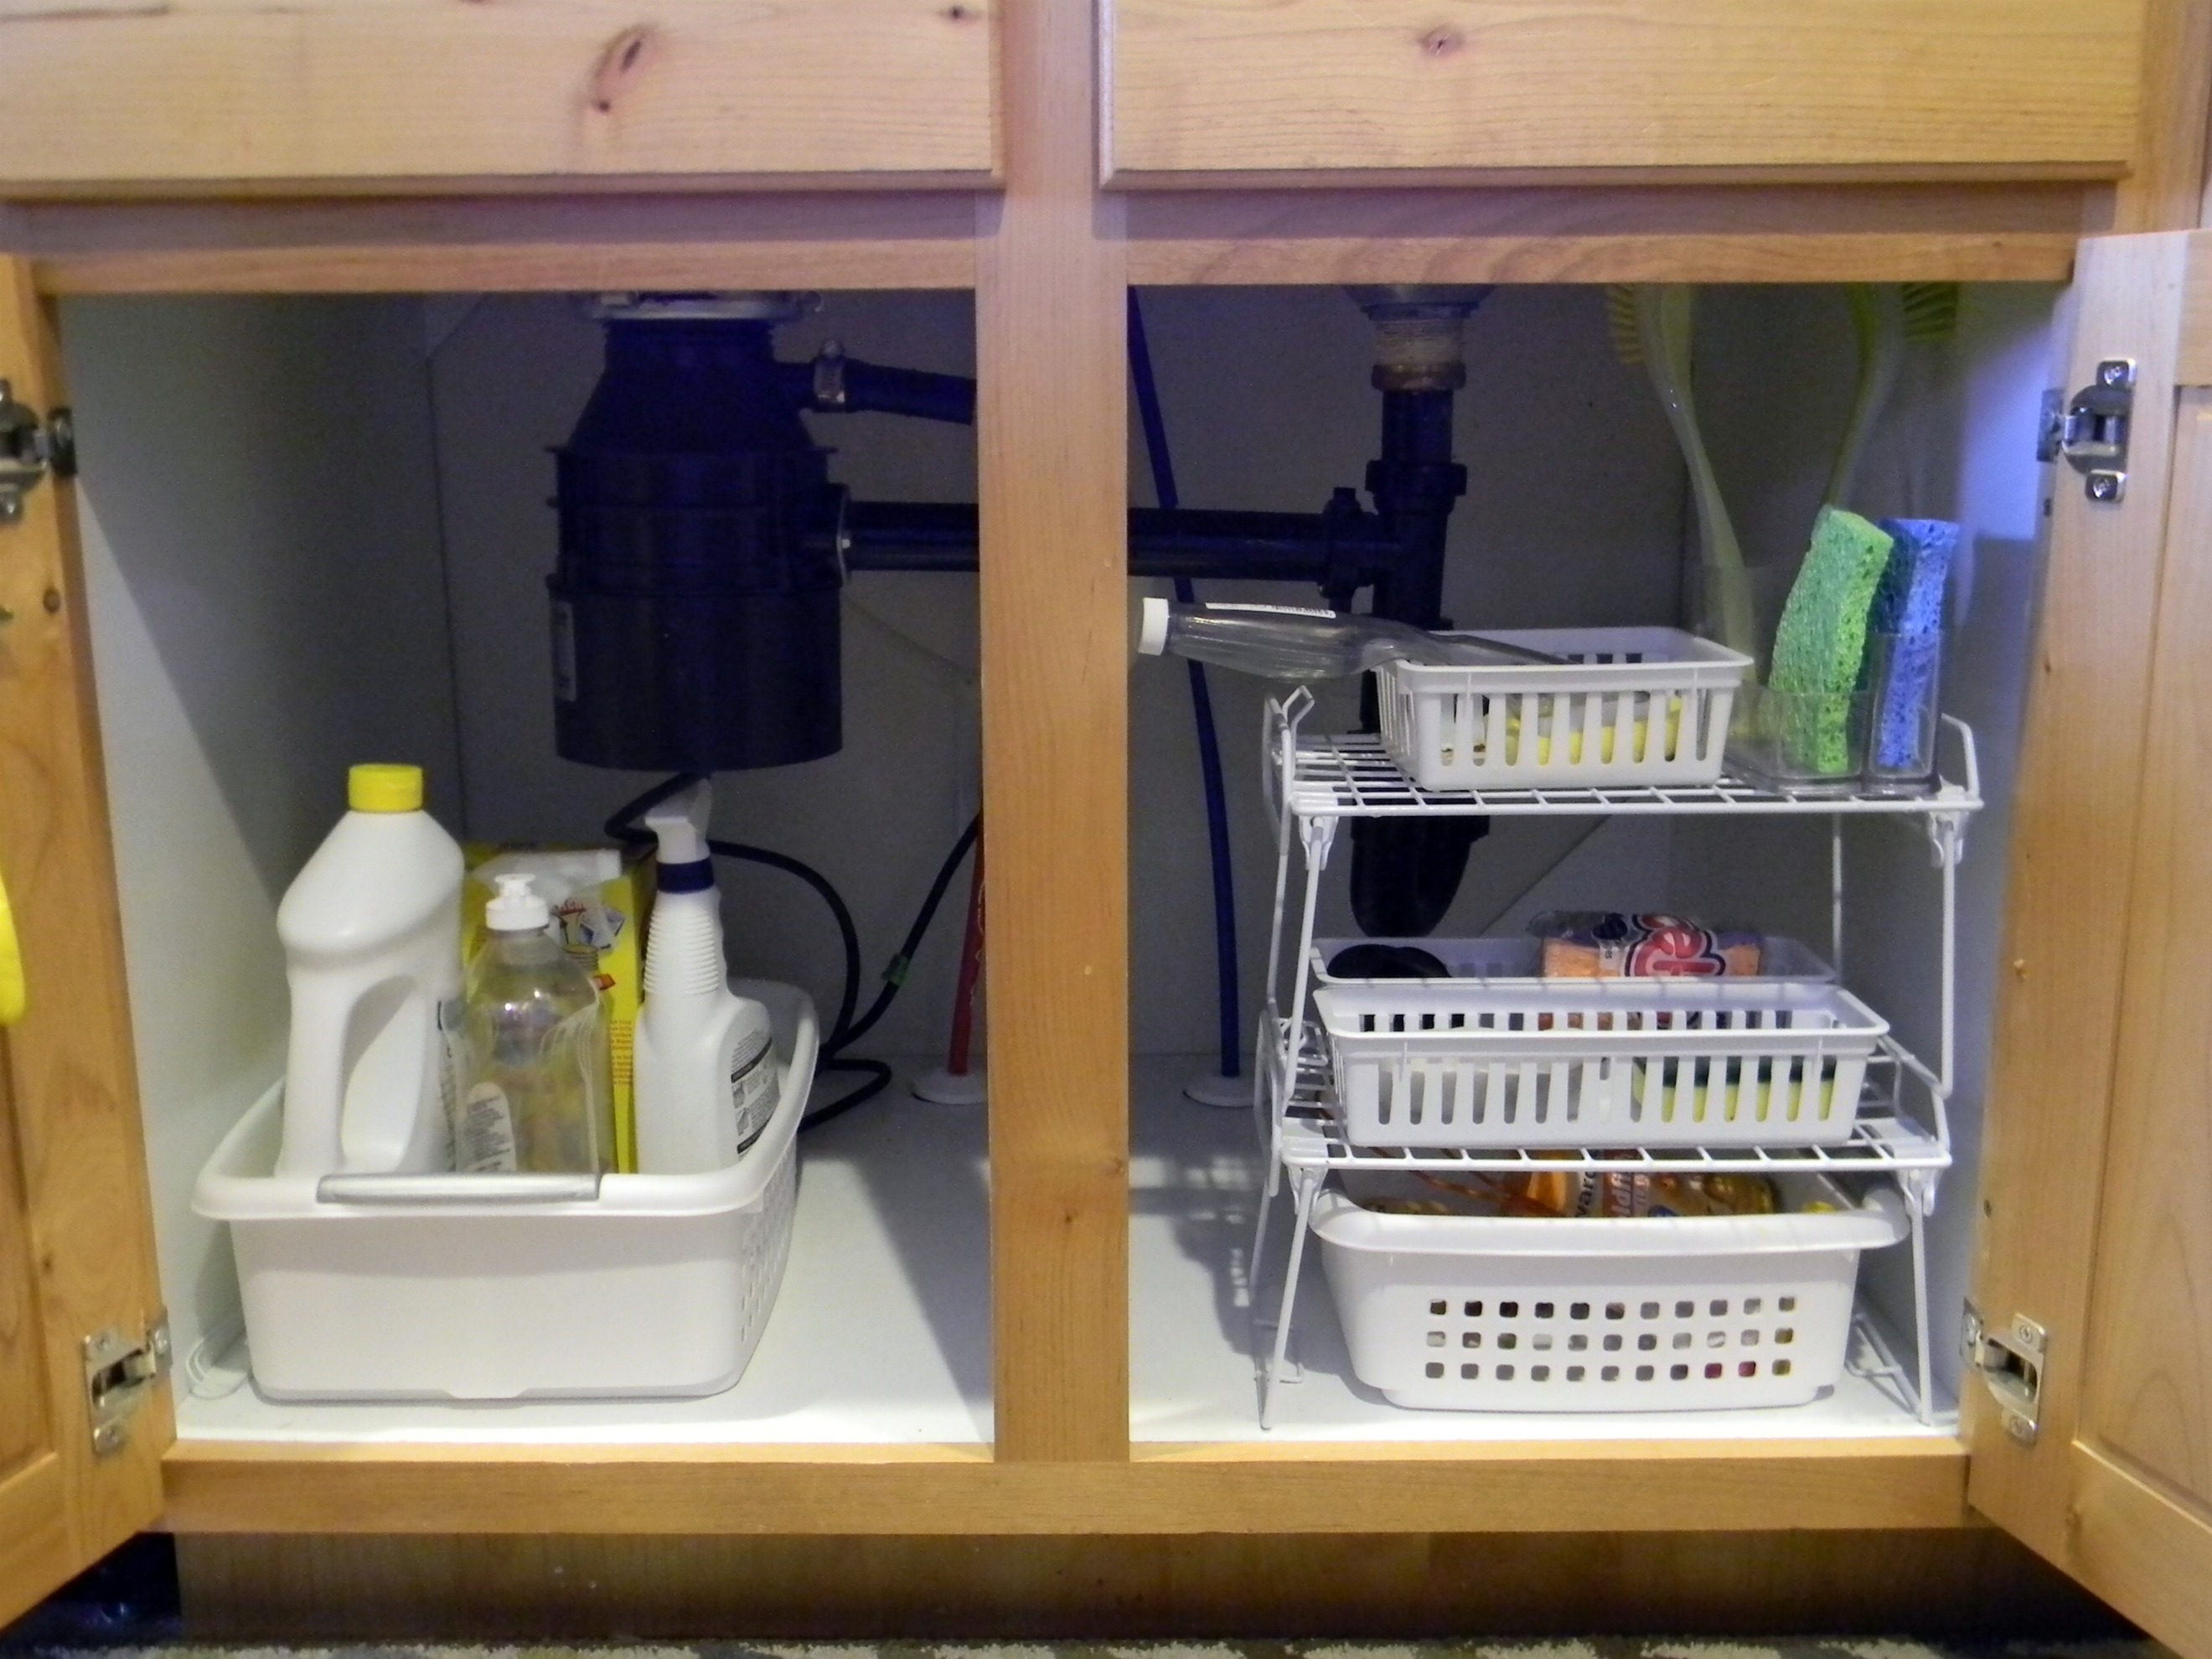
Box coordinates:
[1103,0,2144,183]
[0,0,995,194]
[1968,226,2212,1659]
[0,259,169,1625]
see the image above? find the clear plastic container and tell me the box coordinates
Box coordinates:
[1863,631,1944,793]
[452,875,616,1175]
[1727,683,1871,790]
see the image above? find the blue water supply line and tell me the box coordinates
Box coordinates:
[1128,292,1242,1085]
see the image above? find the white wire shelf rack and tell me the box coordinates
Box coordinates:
[1279,718,1982,821]
[1248,687,1972,1434]
[1270,1036,1954,1180]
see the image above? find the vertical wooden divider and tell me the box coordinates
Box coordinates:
[975,0,1131,1458]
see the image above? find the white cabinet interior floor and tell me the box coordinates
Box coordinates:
[174,1080,992,1445]
[1129,1057,1957,1444]
[175,1054,1953,1448]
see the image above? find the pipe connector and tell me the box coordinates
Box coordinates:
[1349,285,1493,393]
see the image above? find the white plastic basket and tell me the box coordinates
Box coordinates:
[1314,1172,1907,1411]
[1377,627,1751,791]
[1311,979,1885,1150]
[1312,935,1835,985]
[194,979,817,1402]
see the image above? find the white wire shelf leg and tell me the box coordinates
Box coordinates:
[1909,1176,1935,1426]
[1258,1163,1323,1431]
[1831,812,1846,979]
[1278,814,1336,1113]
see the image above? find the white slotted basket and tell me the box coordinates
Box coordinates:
[1311,934,1836,985]
[1312,978,1886,1150]
[1314,1172,1907,1412]
[195,979,815,1403]
[1377,626,1751,790]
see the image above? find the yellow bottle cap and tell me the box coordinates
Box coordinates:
[349,763,425,814]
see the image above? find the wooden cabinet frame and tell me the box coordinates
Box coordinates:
[8,0,2212,1648]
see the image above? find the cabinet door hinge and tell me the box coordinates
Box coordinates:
[0,379,75,526]
[84,1314,170,1457]
[2037,359,2133,503]
[1964,1300,2045,1445]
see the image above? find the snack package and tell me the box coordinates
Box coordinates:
[464,842,651,1173]
[1348,1165,1780,1220]
[1530,911,1762,979]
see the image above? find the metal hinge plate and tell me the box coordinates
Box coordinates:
[2038,359,2134,503]
[1964,1301,2045,1445]
[83,1315,170,1458]
[0,379,74,526]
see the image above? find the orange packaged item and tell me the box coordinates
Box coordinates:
[1531,911,1763,979]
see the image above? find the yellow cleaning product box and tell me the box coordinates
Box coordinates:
[463,843,651,1172]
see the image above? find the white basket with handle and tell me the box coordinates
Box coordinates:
[1312,978,1886,1150]
[1377,626,1750,791]
[195,979,816,1403]
[1314,1172,1906,1411]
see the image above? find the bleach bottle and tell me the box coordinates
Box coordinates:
[633,780,778,1173]
[276,764,463,1176]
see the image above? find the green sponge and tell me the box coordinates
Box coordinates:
[1770,506,1894,773]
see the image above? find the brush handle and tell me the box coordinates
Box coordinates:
[1636,286,1756,660]
[1827,284,1904,510]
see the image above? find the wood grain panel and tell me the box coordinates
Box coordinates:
[0,1023,46,1481]
[2115,0,2212,233]
[0,0,995,193]
[2080,387,2212,1509]
[0,259,168,1623]
[160,1439,1967,1535]
[977,0,1129,1461]
[3,184,2096,295]
[2064,1442,2212,1656]
[3,195,979,297]
[1105,0,2142,182]
[1126,184,2090,286]
[171,1525,2122,1641]
[1964,229,2191,1564]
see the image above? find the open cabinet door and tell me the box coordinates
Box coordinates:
[1968,226,2212,1657]
[0,259,169,1624]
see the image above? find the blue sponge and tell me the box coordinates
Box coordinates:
[1870,518,1959,771]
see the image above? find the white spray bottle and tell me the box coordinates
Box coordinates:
[633,779,778,1173]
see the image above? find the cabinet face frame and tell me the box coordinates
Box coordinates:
[5,47,2212,1641]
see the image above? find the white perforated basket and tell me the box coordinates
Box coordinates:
[195,980,816,1402]
[1311,935,1836,985]
[1311,979,1885,1150]
[1377,627,1750,791]
[1314,1173,1907,1411]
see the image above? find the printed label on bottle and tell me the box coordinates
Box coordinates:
[729,1029,777,1155]
[1200,602,1340,619]
[453,1082,519,1173]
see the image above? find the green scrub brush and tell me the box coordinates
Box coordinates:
[1770,507,1894,773]
[1826,282,1961,509]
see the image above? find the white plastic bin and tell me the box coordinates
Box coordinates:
[1312,979,1886,1150]
[1377,626,1750,791]
[1314,1172,1907,1411]
[194,979,817,1402]
[1311,935,1835,985]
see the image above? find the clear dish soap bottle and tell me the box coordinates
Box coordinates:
[452,873,615,1174]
